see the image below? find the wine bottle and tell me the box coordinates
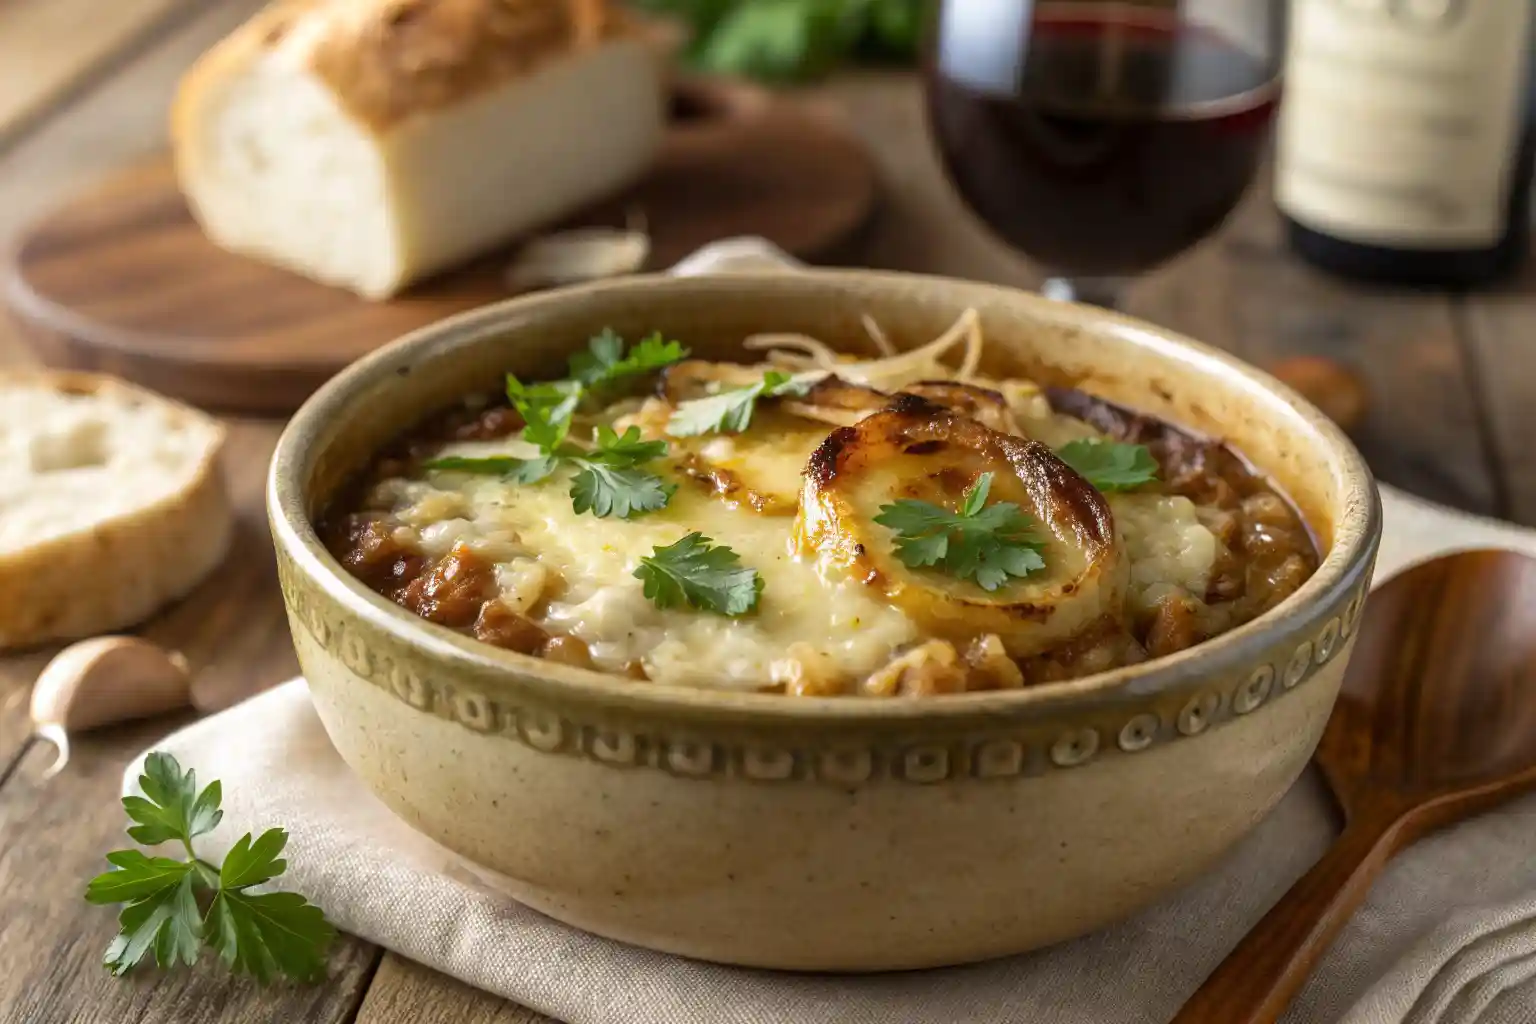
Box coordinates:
[1275,0,1536,288]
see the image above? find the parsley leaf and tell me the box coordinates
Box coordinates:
[564,425,675,518]
[569,329,688,390]
[666,370,812,436]
[207,889,333,984]
[873,473,1047,592]
[424,330,686,517]
[633,533,764,615]
[1055,439,1159,492]
[205,830,333,983]
[122,755,221,847]
[85,753,335,984]
[86,850,196,905]
[102,872,202,976]
[506,374,578,452]
[570,463,675,519]
[426,423,674,520]
[584,424,669,466]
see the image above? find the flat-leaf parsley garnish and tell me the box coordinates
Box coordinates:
[425,379,676,519]
[633,533,764,616]
[873,472,1047,592]
[84,753,335,984]
[569,425,677,518]
[1054,439,1158,492]
[568,329,688,392]
[666,370,812,437]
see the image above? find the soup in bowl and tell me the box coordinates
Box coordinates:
[269,271,1378,970]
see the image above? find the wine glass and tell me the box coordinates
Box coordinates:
[924,0,1285,308]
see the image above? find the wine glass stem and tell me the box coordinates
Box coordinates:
[1041,276,1127,309]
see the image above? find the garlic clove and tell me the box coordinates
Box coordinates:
[504,227,651,292]
[29,636,193,777]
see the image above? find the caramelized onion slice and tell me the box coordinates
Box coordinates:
[782,376,1022,434]
[778,375,891,427]
[653,365,1027,515]
[903,381,1020,434]
[794,403,1127,658]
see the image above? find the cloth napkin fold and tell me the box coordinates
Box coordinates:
[129,240,1536,1023]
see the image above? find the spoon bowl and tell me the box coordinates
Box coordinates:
[1321,551,1536,804]
[1175,549,1536,1024]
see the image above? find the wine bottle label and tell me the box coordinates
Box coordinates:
[1276,0,1533,249]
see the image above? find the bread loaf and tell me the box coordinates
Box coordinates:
[0,373,231,649]
[172,0,667,298]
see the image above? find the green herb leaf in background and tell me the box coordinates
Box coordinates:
[634,0,928,82]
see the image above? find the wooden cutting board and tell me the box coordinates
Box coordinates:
[2,79,877,414]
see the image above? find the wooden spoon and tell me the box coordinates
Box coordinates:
[1171,549,1536,1024]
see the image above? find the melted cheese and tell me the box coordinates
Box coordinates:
[364,380,1223,694]
[387,436,916,691]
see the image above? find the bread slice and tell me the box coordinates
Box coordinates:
[0,373,231,649]
[171,0,668,299]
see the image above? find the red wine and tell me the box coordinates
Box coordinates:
[925,7,1280,277]
[1277,0,1535,289]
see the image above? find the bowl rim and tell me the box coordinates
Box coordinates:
[268,268,1381,724]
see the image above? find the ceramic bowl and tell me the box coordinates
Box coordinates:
[268,271,1380,971]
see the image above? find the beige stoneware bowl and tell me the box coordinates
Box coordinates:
[269,271,1380,972]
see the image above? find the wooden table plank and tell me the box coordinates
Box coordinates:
[354,956,554,1024]
[0,0,196,154]
[827,75,1500,518]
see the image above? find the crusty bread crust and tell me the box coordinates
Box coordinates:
[173,0,658,138]
[0,373,232,650]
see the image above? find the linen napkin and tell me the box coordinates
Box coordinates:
[127,240,1536,1024]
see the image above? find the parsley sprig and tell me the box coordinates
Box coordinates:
[1055,439,1158,492]
[874,472,1047,592]
[569,425,676,518]
[666,370,812,437]
[569,329,688,394]
[85,753,335,983]
[422,331,688,517]
[633,533,764,616]
[428,416,676,519]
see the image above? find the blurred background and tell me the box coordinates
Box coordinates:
[0,0,1530,525]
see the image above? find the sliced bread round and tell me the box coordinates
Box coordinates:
[0,372,231,649]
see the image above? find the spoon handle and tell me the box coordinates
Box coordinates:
[1168,806,1410,1024]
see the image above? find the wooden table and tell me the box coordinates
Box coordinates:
[3,3,1534,1022]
